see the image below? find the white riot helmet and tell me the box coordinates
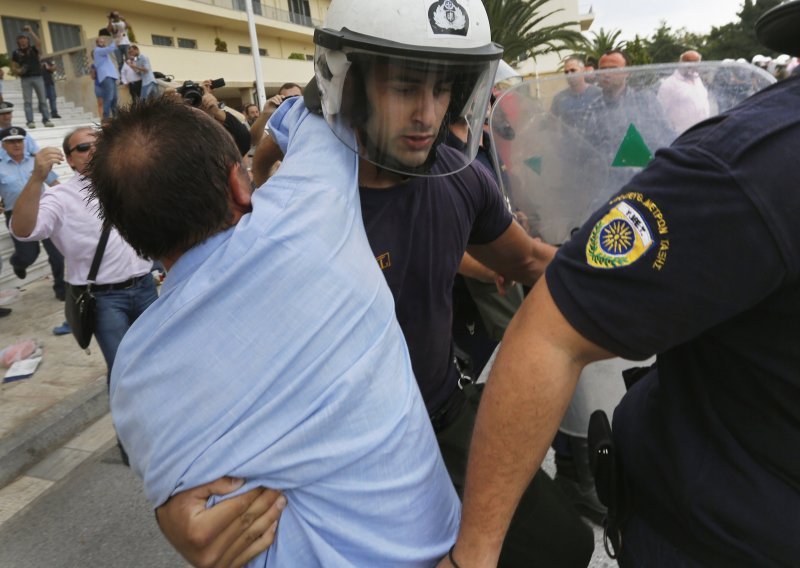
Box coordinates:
[493,60,522,91]
[775,53,791,65]
[313,0,503,176]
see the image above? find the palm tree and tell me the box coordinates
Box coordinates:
[583,27,627,62]
[483,0,587,63]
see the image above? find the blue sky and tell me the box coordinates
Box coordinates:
[580,0,744,40]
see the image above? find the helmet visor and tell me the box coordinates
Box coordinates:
[315,44,499,177]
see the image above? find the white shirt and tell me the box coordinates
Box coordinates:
[10,173,152,285]
[110,20,130,46]
[657,70,711,134]
[120,62,140,85]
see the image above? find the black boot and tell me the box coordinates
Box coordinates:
[554,434,607,524]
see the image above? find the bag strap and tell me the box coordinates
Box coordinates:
[87,224,112,286]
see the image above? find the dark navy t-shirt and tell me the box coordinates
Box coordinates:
[547,75,800,566]
[360,145,513,414]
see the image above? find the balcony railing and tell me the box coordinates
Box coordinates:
[188,0,322,28]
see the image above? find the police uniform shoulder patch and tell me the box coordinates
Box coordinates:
[586,201,653,269]
[427,0,470,36]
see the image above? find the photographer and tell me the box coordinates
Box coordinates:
[171,79,250,156]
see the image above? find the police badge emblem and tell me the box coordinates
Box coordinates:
[586,202,654,269]
[427,0,470,36]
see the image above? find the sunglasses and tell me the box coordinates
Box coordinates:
[67,142,93,154]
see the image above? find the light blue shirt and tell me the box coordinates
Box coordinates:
[0,152,57,210]
[93,44,119,83]
[111,98,460,567]
[135,53,155,86]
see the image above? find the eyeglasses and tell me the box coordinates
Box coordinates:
[67,142,93,154]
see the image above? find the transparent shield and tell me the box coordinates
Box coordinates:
[490,61,775,245]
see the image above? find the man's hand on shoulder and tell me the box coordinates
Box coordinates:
[155,477,286,568]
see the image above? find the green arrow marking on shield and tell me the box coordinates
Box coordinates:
[524,156,543,174]
[612,124,653,168]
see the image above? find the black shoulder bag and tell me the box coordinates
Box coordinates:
[64,224,111,350]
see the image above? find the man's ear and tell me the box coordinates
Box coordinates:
[228,163,253,213]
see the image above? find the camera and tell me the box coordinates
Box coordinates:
[176,78,225,107]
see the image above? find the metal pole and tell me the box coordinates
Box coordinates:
[244,0,267,108]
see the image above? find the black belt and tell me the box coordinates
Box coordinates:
[92,274,146,292]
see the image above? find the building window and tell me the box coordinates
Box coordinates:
[289,0,312,26]
[1,16,40,55]
[48,22,82,52]
[152,35,174,47]
[177,38,197,49]
[234,0,263,17]
[239,46,267,56]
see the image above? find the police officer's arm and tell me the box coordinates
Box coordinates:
[439,277,613,568]
[466,220,557,287]
[458,252,514,296]
[10,148,63,238]
[156,479,285,568]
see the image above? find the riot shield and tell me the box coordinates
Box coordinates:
[489,61,775,245]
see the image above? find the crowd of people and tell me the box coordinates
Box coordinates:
[2,0,799,566]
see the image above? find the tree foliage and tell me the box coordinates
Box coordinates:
[624,36,652,66]
[703,0,782,60]
[583,27,626,61]
[482,0,586,63]
[483,0,788,71]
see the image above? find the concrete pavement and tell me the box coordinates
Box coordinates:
[0,274,111,491]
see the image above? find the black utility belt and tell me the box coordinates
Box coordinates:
[91,274,147,292]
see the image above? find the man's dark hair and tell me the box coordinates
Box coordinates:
[243,103,259,113]
[278,82,302,95]
[86,97,242,260]
[602,50,631,66]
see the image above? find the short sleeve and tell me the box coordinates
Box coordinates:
[467,163,513,245]
[547,144,787,360]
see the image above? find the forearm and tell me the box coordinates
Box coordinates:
[452,279,598,565]
[29,31,42,50]
[249,110,271,147]
[458,252,496,283]
[251,135,284,187]
[467,221,557,287]
[10,174,47,238]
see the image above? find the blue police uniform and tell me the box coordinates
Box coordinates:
[547,73,800,566]
[0,149,64,295]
